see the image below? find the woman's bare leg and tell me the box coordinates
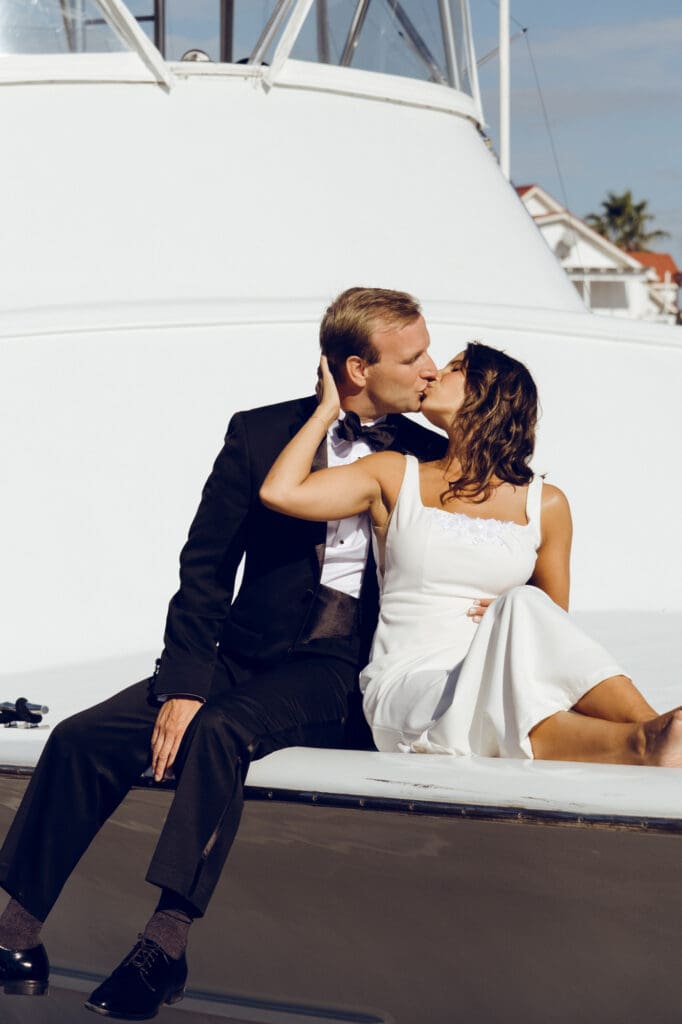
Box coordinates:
[572,674,657,723]
[530,708,682,767]
[530,710,640,764]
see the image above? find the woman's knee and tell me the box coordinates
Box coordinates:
[500,584,550,610]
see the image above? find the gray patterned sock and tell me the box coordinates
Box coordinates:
[0,898,43,949]
[142,891,196,960]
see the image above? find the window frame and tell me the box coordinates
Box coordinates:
[0,0,482,124]
[261,0,482,121]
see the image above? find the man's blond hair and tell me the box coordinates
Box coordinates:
[319,287,421,382]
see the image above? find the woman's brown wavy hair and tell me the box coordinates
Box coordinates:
[443,341,538,504]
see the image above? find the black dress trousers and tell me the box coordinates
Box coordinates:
[0,652,354,921]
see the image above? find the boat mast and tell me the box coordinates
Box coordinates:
[499,0,510,179]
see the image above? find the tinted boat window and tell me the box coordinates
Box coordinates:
[123,0,477,94]
[0,0,129,54]
[288,0,475,93]
[164,0,221,61]
[233,0,281,63]
[142,0,284,65]
[126,0,155,45]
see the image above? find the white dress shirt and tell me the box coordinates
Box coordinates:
[321,410,385,598]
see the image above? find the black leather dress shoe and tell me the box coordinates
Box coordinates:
[0,942,49,995]
[84,938,187,1020]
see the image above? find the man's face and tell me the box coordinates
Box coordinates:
[363,315,438,414]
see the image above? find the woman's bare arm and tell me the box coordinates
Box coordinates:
[261,439,389,523]
[260,357,398,526]
[528,484,573,611]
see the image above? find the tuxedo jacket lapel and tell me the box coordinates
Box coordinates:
[386,414,408,455]
[312,437,328,574]
[288,411,328,576]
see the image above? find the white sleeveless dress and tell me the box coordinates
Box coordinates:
[360,455,626,758]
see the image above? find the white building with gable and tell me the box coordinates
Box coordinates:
[517,184,680,324]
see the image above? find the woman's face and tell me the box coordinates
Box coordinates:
[420,353,467,429]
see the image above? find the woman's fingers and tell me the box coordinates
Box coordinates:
[319,356,340,417]
[467,598,493,624]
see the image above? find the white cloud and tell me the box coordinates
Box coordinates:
[526,17,682,61]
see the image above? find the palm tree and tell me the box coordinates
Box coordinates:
[585,190,670,251]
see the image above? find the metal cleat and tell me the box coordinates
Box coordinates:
[0,698,49,728]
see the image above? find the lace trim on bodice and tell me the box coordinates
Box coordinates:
[428,507,531,546]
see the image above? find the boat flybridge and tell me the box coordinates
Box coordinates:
[1,2,681,1021]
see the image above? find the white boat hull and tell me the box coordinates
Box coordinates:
[0,773,681,1024]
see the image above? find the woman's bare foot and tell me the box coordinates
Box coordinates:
[641,709,682,767]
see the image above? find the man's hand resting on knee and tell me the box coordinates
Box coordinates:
[151,699,203,782]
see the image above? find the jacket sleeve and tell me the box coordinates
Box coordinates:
[152,412,252,701]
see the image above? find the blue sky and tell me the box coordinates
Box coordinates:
[470,1,682,265]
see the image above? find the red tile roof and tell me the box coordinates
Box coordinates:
[627,251,679,281]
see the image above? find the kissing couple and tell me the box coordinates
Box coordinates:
[0,287,680,1020]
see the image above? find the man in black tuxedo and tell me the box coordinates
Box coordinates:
[0,287,446,1019]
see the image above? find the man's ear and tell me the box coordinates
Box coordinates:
[345,355,368,389]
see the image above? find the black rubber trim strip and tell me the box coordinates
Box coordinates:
[1,764,680,834]
[242,784,682,833]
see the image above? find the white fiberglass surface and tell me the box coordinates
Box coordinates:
[0,84,574,312]
[0,0,128,54]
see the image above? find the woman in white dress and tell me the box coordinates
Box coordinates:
[260,341,682,766]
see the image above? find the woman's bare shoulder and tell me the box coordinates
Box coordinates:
[361,451,409,504]
[359,450,408,470]
[540,481,570,506]
[539,481,572,528]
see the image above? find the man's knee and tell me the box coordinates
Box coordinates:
[175,701,255,775]
[46,710,94,760]
[46,694,145,761]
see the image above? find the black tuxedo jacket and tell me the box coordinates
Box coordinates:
[153,395,447,702]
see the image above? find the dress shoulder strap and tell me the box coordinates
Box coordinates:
[524,475,543,544]
[402,453,421,501]
[391,453,422,521]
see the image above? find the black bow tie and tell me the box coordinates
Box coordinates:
[333,412,398,452]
